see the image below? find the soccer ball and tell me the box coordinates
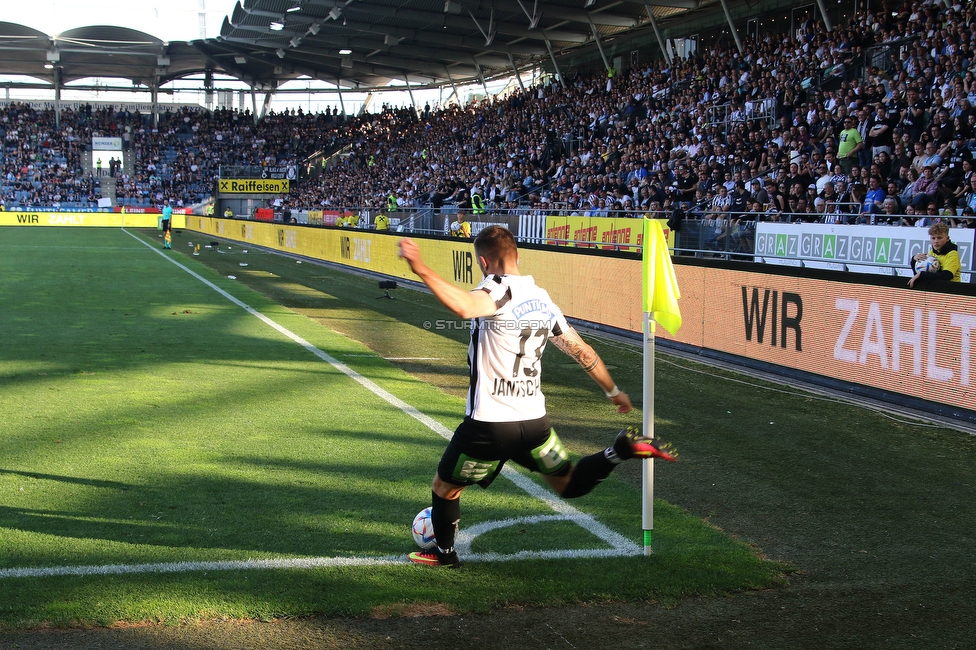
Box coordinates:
[914,256,941,274]
[450,222,461,233]
[412,507,436,550]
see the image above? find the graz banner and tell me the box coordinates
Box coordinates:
[755,223,975,273]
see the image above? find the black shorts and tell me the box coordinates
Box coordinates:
[162,219,171,232]
[436,416,571,489]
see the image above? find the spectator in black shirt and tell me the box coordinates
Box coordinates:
[940,133,972,193]
[788,161,814,193]
[890,142,912,178]
[903,87,927,142]
[674,166,698,204]
[868,104,894,157]
[730,180,750,217]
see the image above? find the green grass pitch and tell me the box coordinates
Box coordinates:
[0,227,787,628]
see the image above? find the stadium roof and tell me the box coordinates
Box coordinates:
[0,0,705,92]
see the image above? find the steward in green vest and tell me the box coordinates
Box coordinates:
[471,189,485,215]
[387,193,398,212]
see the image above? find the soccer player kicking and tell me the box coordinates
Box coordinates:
[398,226,676,567]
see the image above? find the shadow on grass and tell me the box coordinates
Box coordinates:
[0,470,132,491]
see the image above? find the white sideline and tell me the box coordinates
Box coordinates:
[0,232,641,580]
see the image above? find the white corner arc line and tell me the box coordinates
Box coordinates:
[0,232,641,580]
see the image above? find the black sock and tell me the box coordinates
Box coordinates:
[560,452,617,498]
[430,491,460,552]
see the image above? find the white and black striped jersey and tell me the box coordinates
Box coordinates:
[466,274,570,422]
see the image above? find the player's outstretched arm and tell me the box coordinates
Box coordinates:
[398,238,496,319]
[551,326,632,413]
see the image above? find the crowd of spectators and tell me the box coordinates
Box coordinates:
[3,0,976,232]
[1,104,102,208]
[120,106,361,206]
[303,0,976,231]
[1,103,365,210]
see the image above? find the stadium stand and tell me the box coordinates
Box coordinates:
[2,1,975,234]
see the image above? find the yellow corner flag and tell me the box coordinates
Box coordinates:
[642,219,682,335]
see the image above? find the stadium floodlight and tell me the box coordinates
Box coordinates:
[270,21,285,30]
[234,55,247,64]
[276,48,287,58]
[46,50,60,62]
[156,56,170,67]
[286,4,302,12]
[339,48,352,55]
[328,7,342,20]
[307,23,320,35]
[290,36,302,47]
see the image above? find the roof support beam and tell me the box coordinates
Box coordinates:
[261,87,275,120]
[188,41,257,86]
[639,0,698,7]
[444,65,460,106]
[815,0,833,32]
[588,21,611,72]
[542,33,564,89]
[508,51,526,94]
[303,31,515,67]
[472,57,489,98]
[643,4,671,66]
[718,0,743,55]
[448,0,639,26]
[513,0,540,29]
[356,5,589,42]
[298,19,547,56]
[466,7,496,46]
[53,67,61,129]
[335,77,345,116]
[403,72,416,108]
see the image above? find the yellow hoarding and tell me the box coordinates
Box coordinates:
[543,216,674,251]
[217,179,290,194]
[0,212,186,228]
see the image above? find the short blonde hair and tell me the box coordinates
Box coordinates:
[928,222,949,237]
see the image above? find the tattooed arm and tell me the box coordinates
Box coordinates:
[550,325,632,413]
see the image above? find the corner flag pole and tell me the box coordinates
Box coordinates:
[642,311,655,555]
[641,218,682,556]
